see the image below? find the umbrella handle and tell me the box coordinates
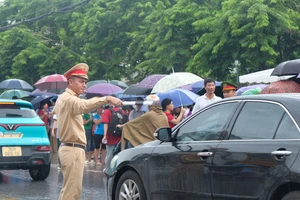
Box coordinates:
[177,90,183,107]
[122,101,154,106]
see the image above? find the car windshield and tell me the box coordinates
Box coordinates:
[0,107,37,118]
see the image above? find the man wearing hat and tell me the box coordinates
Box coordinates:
[222,82,237,98]
[117,95,169,150]
[128,97,146,120]
[53,63,122,200]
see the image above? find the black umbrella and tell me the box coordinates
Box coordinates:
[86,80,107,88]
[123,84,152,95]
[0,79,34,90]
[271,59,300,76]
[31,93,57,110]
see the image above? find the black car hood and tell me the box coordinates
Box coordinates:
[134,140,162,149]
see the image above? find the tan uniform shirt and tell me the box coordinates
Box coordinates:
[53,88,107,147]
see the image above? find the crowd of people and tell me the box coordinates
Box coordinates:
[34,62,240,200]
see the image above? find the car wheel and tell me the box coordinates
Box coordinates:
[29,163,50,181]
[115,170,146,200]
[282,191,300,200]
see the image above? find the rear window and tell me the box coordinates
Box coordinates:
[0,105,37,118]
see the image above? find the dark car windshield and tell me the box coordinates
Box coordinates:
[0,107,37,118]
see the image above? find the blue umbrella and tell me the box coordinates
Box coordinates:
[157,88,199,108]
[113,91,146,101]
[0,79,33,90]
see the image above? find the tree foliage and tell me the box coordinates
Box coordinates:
[0,0,300,85]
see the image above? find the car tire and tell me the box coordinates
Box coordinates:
[282,191,300,200]
[115,170,147,200]
[29,163,51,181]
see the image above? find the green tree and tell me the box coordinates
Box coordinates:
[189,0,300,82]
[1,0,300,86]
[0,26,43,83]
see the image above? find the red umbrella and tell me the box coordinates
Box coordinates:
[34,74,67,93]
[260,80,300,94]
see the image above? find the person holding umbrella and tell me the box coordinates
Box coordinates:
[53,63,122,200]
[37,102,49,133]
[161,98,185,128]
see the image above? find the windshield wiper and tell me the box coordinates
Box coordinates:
[6,113,22,117]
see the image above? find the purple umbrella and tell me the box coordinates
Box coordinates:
[86,83,123,98]
[138,74,167,88]
[236,84,268,96]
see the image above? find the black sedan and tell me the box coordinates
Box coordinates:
[107,94,300,200]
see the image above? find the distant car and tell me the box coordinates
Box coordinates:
[107,94,300,200]
[0,99,50,181]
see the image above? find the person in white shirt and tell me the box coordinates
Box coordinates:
[192,78,222,114]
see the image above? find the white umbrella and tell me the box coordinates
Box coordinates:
[239,68,293,84]
[151,72,202,93]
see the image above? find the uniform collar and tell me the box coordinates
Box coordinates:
[65,88,79,97]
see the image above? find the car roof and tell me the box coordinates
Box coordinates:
[221,93,300,104]
[219,93,300,106]
[0,99,34,109]
[215,93,300,124]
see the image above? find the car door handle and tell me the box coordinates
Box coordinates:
[197,152,213,157]
[271,151,292,156]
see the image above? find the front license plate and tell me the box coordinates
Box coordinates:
[2,147,22,157]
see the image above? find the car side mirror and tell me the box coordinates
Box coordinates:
[154,127,172,142]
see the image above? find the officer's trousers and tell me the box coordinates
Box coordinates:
[58,145,85,200]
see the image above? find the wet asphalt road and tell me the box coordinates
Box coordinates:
[0,153,107,200]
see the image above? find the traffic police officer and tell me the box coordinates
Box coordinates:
[53,63,122,200]
[222,82,237,98]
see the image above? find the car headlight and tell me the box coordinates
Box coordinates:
[110,155,119,169]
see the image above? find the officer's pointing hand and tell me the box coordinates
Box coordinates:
[106,96,123,107]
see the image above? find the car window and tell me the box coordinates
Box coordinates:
[176,102,238,141]
[229,102,285,140]
[0,107,37,118]
[275,113,300,139]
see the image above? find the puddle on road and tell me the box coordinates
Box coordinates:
[0,195,17,200]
